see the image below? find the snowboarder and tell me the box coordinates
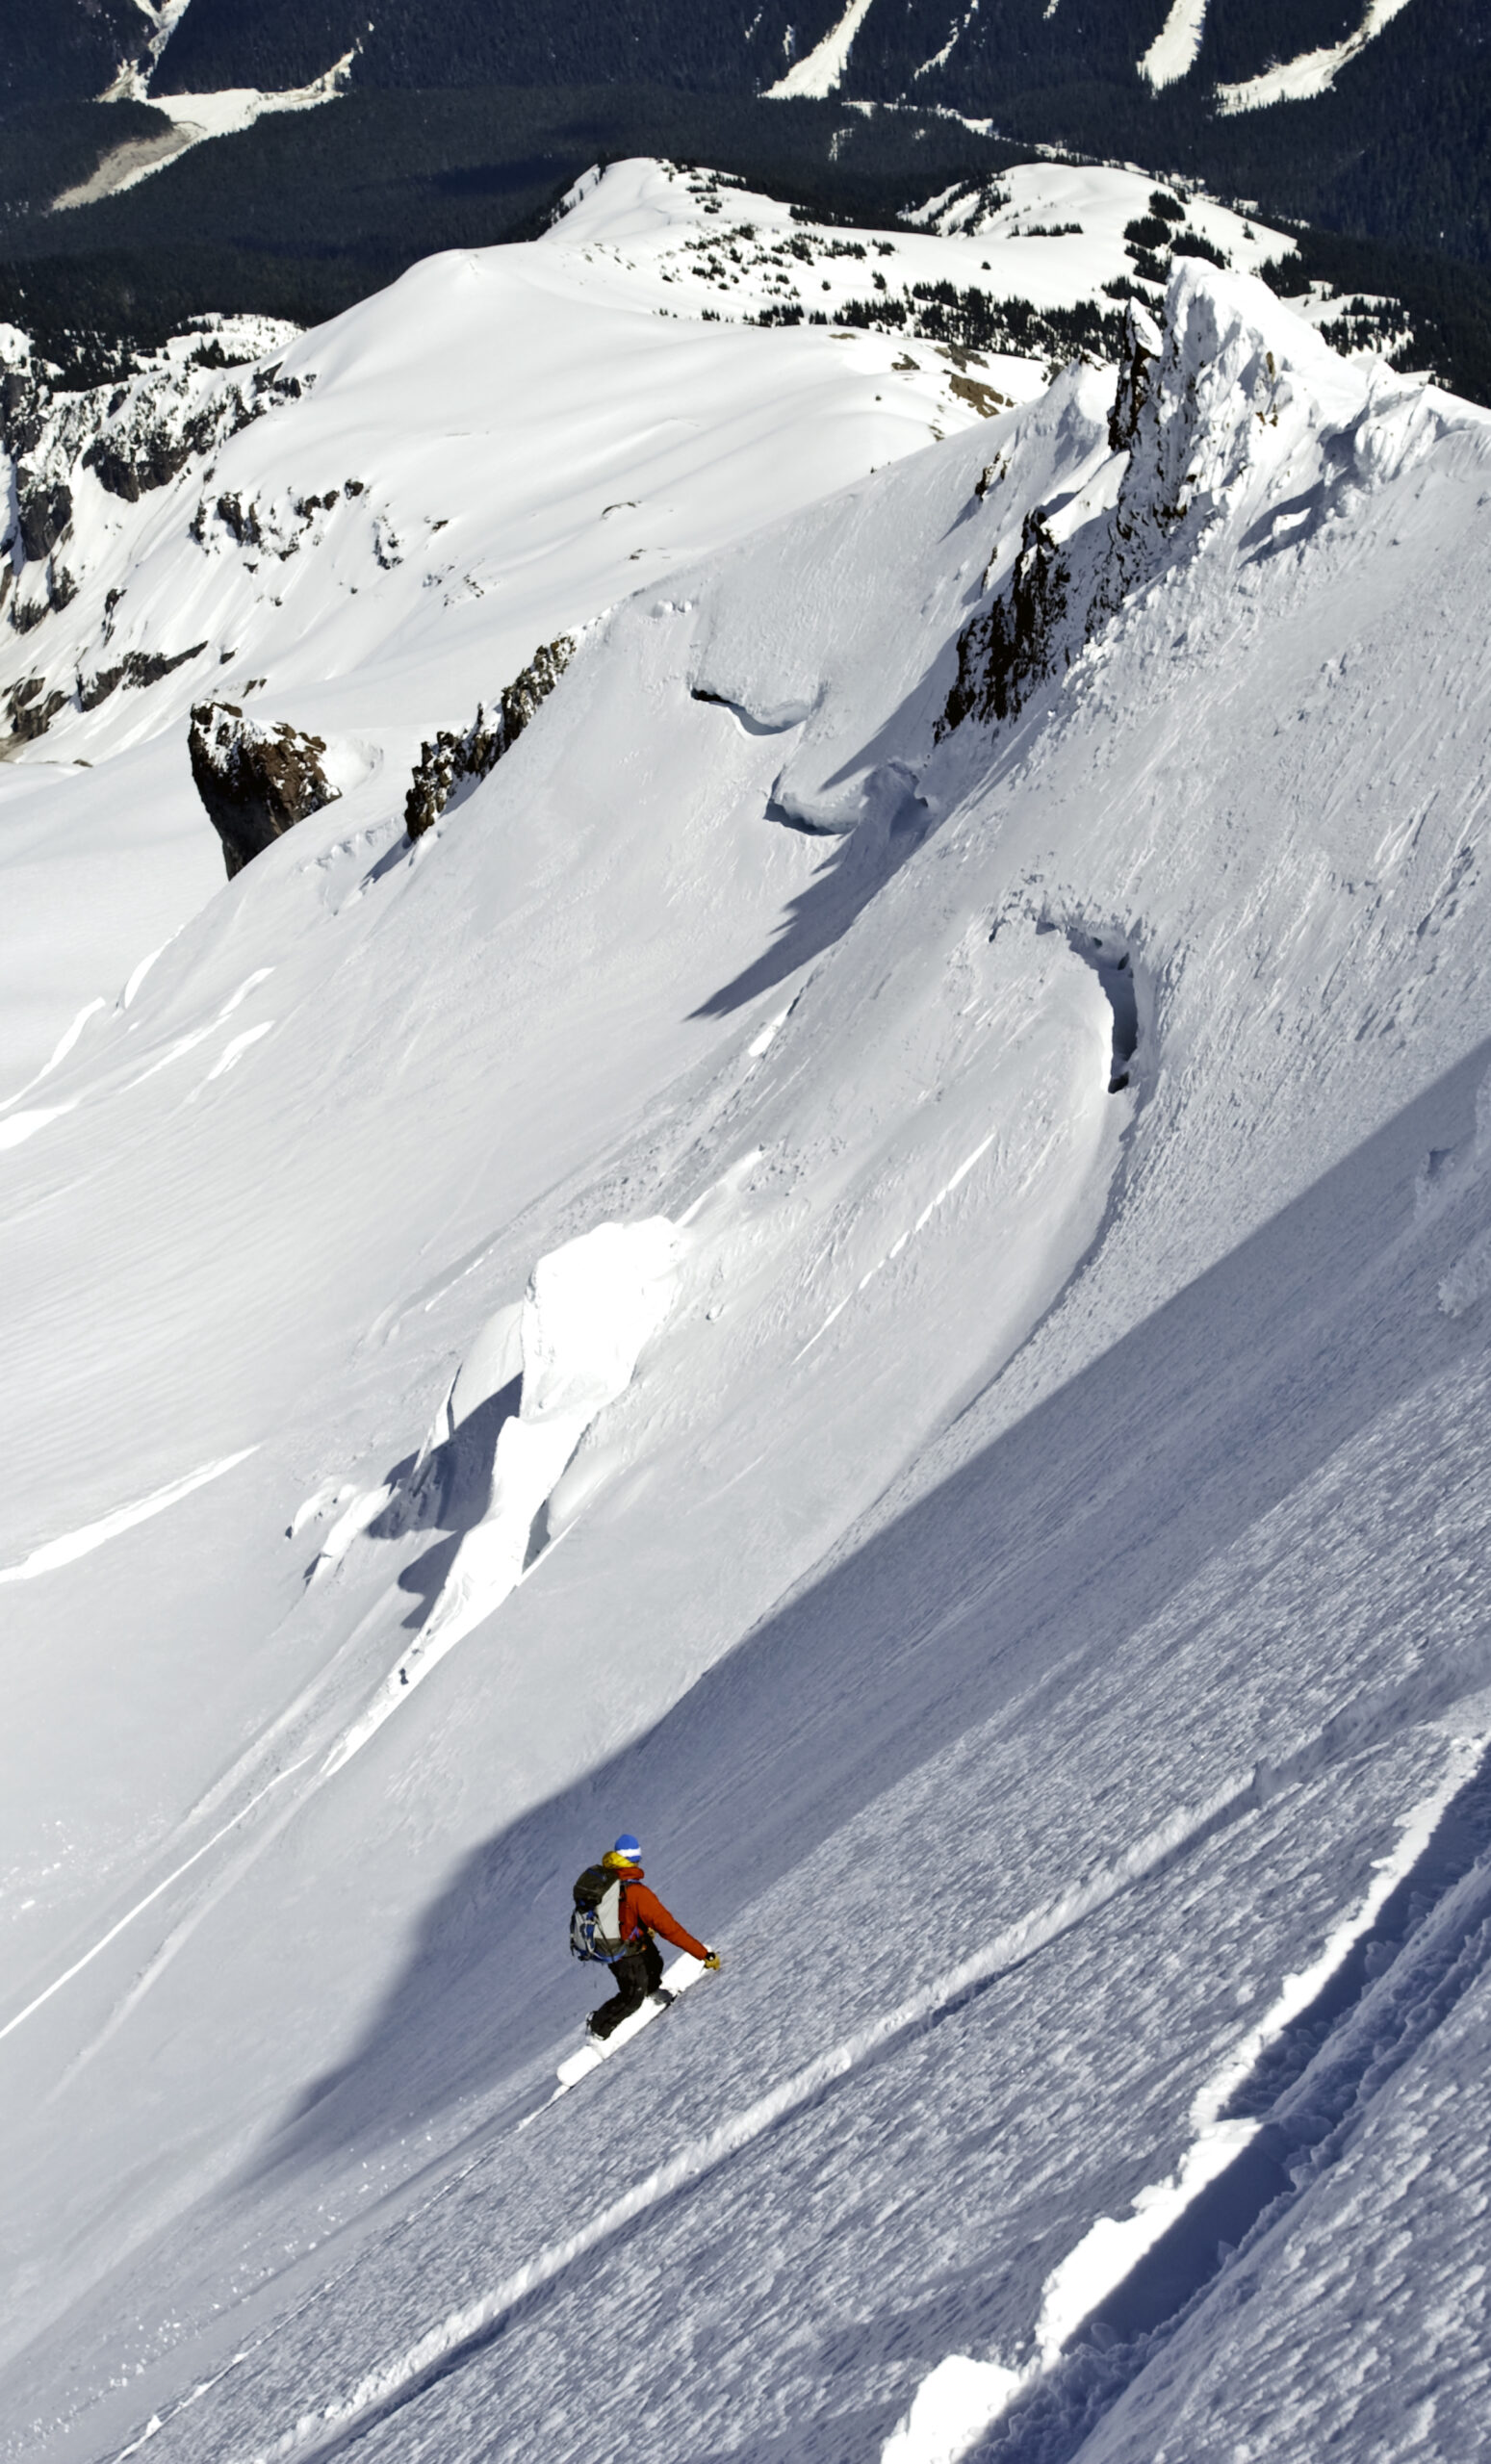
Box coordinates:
[576,1834,720,2040]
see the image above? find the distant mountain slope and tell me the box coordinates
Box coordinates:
[0,2,1487,399]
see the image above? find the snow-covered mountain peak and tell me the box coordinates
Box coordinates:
[3,153,1491,2464]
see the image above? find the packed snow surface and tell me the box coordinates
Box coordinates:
[2,160,1490,2464]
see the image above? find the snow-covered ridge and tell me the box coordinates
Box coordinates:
[2,157,1491,2464]
[1,159,1298,790]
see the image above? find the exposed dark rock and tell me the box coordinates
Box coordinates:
[1108,300,1163,455]
[16,476,73,563]
[86,425,199,501]
[209,491,262,549]
[79,642,207,710]
[937,509,1071,738]
[83,365,304,506]
[1,369,47,460]
[5,676,69,744]
[405,632,578,839]
[188,701,341,879]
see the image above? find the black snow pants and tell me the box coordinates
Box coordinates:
[590,1932,663,2039]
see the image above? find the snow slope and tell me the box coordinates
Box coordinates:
[1216,0,1419,114]
[765,0,880,98]
[1,179,1490,2464]
[0,162,1032,1086]
[56,50,356,208]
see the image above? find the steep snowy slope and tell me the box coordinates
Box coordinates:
[1,158,1286,1091]
[2,213,1490,2464]
[0,162,1045,1086]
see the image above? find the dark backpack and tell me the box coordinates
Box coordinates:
[570,1862,629,1964]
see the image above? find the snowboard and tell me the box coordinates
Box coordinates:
[521,1951,708,2126]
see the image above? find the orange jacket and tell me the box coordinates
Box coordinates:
[617,1871,707,1962]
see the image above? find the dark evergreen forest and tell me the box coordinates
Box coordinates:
[0,0,1486,399]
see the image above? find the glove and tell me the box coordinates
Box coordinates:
[703,1949,722,1972]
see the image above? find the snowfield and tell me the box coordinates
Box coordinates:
[1,162,1490,2464]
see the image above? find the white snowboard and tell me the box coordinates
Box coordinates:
[559,1950,708,2083]
[521,1953,709,2126]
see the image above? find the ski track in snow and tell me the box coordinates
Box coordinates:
[0,1104,77,1151]
[186,1711,1481,2464]
[882,1734,1488,2461]
[0,1754,304,2048]
[0,1001,106,1113]
[0,1448,258,1585]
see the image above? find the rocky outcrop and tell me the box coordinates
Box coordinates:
[79,641,207,710]
[188,702,341,879]
[15,478,73,565]
[4,676,69,747]
[937,271,1355,749]
[0,323,302,620]
[1107,300,1162,455]
[404,632,578,838]
[82,361,306,506]
[937,508,1071,738]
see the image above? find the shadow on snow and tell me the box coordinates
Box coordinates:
[250,1032,1491,2216]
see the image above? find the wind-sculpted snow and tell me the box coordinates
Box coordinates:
[321,1219,681,1773]
[1,224,1491,2464]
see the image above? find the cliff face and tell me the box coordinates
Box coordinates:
[404,633,581,838]
[187,700,340,877]
[0,317,300,735]
[938,266,1454,749]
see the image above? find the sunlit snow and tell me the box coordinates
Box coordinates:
[1,150,1489,2464]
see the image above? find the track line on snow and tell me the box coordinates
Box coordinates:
[111,1664,1490,2464]
[0,1448,259,1583]
[0,1758,308,2046]
[229,1759,1332,2464]
[884,1731,1491,2463]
